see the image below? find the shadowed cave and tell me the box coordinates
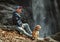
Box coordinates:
[0,0,60,38]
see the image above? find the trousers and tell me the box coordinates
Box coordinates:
[15,23,32,37]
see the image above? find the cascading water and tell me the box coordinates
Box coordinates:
[32,0,60,37]
[32,0,49,37]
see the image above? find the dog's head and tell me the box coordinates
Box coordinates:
[34,25,41,31]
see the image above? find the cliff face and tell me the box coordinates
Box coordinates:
[0,0,34,29]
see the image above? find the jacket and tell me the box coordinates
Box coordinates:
[12,12,22,27]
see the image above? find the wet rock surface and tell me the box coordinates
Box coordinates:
[51,32,60,41]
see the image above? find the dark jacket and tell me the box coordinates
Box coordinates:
[12,12,22,27]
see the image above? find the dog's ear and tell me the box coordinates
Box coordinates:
[34,27,37,30]
[34,25,41,30]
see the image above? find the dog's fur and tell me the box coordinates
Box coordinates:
[32,25,41,39]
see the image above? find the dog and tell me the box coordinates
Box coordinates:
[32,25,41,40]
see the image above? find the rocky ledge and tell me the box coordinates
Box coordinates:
[0,28,59,42]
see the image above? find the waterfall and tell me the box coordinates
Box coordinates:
[32,0,48,37]
[32,0,60,37]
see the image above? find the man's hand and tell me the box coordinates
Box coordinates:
[22,27,24,29]
[22,24,24,29]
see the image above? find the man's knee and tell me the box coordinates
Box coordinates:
[25,23,29,26]
[22,23,29,27]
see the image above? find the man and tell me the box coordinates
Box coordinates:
[12,6,32,37]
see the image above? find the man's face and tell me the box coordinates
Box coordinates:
[16,8,22,13]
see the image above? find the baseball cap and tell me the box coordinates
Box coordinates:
[15,6,23,9]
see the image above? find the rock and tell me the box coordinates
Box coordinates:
[51,32,60,41]
[45,37,58,42]
[14,36,25,40]
[0,39,3,42]
[37,38,44,40]
[0,28,33,42]
[2,31,6,34]
[0,28,59,42]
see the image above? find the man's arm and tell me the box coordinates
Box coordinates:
[15,14,22,27]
